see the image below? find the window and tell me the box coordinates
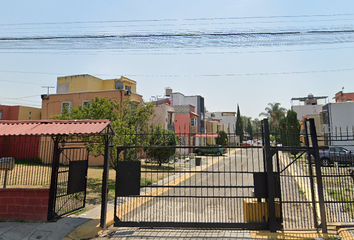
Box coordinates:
[125,85,131,92]
[191,118,197,127]
[82,100,89,107]
[61,101,72,114]
[0,110,3,120]
[167,112,173,125]
[29,112,32,115]
[129,101,138,113]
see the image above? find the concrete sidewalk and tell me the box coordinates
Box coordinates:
[1,202,353,240]
[0,201,114,240]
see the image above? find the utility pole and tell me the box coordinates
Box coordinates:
[42,86,55,95]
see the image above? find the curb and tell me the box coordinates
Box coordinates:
[63,209,115,240]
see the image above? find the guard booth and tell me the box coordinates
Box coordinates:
[0,120,114,226]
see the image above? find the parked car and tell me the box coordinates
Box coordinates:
[319,146,354,167]
[242,141,250,146]
[194,145,227,156]
[348,167,354,180]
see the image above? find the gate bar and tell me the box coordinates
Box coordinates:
[100,136,111,229]
[309,118,327,233]
[263,119,278,232]
[47,137,61,221]
[304,119,319,228]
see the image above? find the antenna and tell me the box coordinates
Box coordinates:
[42,86,55,95]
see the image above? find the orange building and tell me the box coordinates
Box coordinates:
[40,74,142,165]
[41,89,142,120]
[0,105,41,120]
[41,74,142,120]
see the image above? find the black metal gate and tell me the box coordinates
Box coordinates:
[113,120,285,230]
[112,118,354,232]
[48,142,89,220]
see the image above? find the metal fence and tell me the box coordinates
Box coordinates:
[0,135,54,188]
[112,119,354,232]
[114,144,271,229]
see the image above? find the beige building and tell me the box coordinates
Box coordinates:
[150,103,175,131]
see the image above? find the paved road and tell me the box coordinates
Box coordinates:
[115,148,265,225]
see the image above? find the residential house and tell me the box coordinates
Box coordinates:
[174,105,199,154]
[149,99,175,132]
[320,101,354,151]
[335,90,354,102]
[169,91,205,134]
[205,111,238,145]
[0,105,42,160]
[41,74,142,164]
[291,94,328,121]
[291,94,329,147]
[0,105,41,120]
[41,74,142,120]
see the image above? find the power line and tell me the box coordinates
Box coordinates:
[0,68,353,86]
[2,29,354,41]
[1,45,354,56]
[1,13,353,26]
[0,79,48,85]
[123,68,354,78]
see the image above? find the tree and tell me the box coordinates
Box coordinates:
[259,102,287,132]
[52,96,155,170]
[235,104,244,144]
[279,117,288,146]
[246,119,253,140]
[286,110,301,156]
[215,130,228,146]
[277,110,301,156]
[145,125,177,166]
[251,118,261,138]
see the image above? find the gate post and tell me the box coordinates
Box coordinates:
[304,119,319,228]
[263,119,277,232]
[100,136,111,229]
[309,118,327,233]
[47,137,61,221]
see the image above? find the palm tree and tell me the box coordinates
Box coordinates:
[259,102,287,131]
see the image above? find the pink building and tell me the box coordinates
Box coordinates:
[174,105,199,154]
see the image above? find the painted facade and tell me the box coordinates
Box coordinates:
[174,105,199,154]
[41,74,142,165]
[41,90,142,120]
[335,91,354,103]
[170,92,205,134]
[150,103,175,131]
[57,74,137,94]
[320,101,354,151]
[0,105,41,120]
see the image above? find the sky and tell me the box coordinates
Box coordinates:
[0,0,354,119]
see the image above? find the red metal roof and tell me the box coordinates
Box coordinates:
[190,111,199,117]
[0,120,113,136]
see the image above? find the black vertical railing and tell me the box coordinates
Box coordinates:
[304,119,319,228]
[309,118,327,233]
[100,136,112,229]
[262,119,278,232]
[47,137,61,221]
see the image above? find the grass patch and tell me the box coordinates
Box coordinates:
[141,178,153,186]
